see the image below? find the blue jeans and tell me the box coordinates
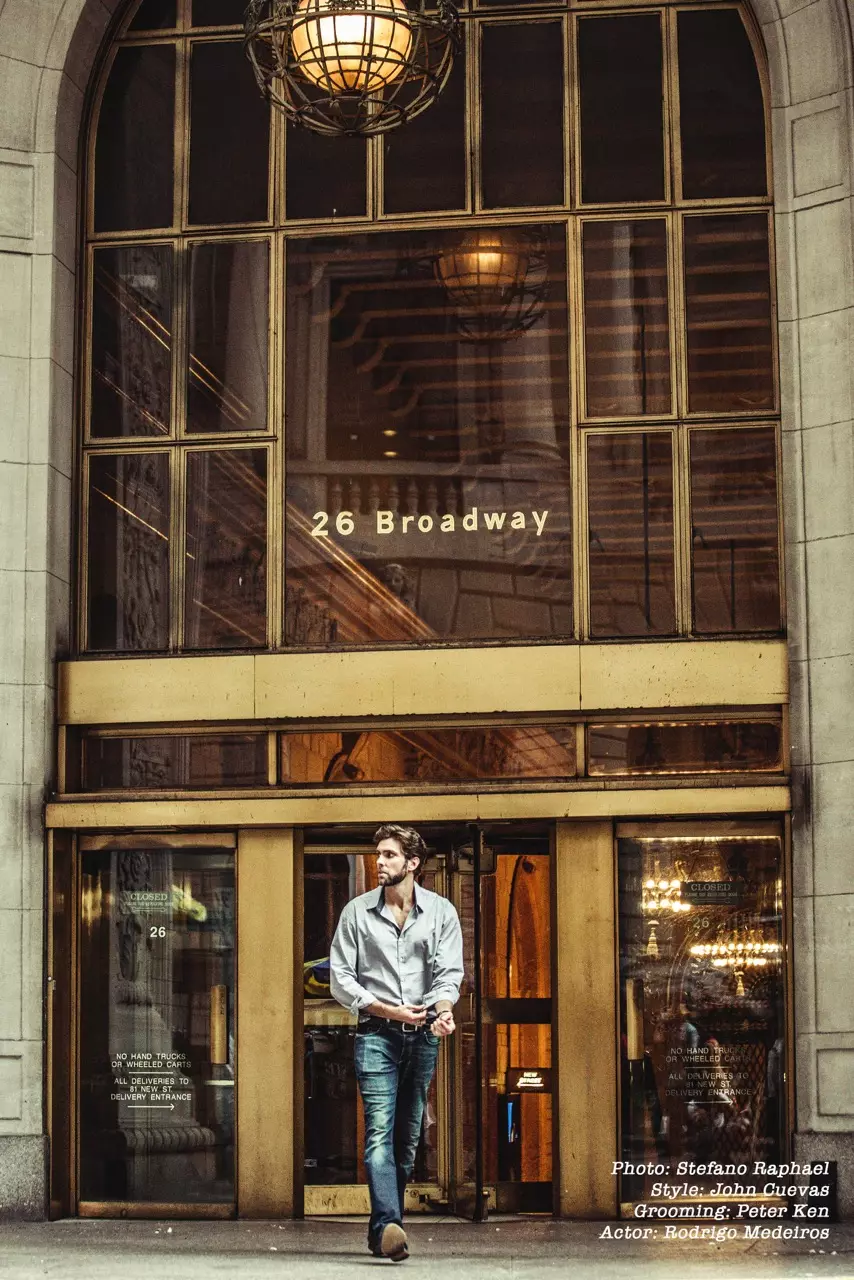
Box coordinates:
[354,1026,440,1248]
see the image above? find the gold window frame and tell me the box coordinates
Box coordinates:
[78,0,780,655]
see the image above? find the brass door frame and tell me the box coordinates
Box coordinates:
[302,830,556,1218]
[612,816,792,1218]
[446,830,555,1218]
[52,815,792,1220]
[554,820,618,1217]
[302,841,447,1213]
[66,832,238,1220]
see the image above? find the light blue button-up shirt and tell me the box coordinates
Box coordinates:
[329,883,465,1016]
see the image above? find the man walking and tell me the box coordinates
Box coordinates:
[330,824,464,1262]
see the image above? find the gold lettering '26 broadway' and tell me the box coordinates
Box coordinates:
[310,508,551,539]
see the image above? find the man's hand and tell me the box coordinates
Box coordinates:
[430,1010,455,1037]
[390,1003,427,1025]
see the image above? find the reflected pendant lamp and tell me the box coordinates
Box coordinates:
[434,229,549,342]
[244,0,460,137]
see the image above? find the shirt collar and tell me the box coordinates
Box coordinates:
[371,883,424,915]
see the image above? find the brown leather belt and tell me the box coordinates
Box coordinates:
[357,1014,435,1034]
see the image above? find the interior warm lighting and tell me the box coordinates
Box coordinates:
[383,450,398,457]
[245,0,460,138]
[642,874,690,914]
[435,230,530,308]
[691,937,782,973]
[382,428,397,437]
[290,0,414,94]
[691,941,781,956]
[433,229,548,341]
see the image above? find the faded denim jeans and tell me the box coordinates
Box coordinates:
[354,1026,440,1248]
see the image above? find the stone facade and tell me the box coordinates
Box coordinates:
[0,0,852,1218]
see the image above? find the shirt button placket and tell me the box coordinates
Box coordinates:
[397,934,401,1005]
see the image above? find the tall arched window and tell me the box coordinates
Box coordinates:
[80,0,778,653]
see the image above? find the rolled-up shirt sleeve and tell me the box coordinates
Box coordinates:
[329,902,377,1016]
[423,903,464,1008]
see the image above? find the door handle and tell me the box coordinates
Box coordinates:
[210,984,228,1065]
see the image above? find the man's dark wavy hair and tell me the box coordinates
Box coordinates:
[374,824,428,874]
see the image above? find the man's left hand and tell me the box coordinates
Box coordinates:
[430,1010,455,1037]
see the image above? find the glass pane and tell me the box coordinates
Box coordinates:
[587,433,675,638]
[191,0,245,23]
[80,848,235,1203]
[618,830,786,1206]
[588,720,783,776]
[82,735,269,790]
[481,851,552,1206]
[184,448,268,649]
[129,0,176,30]
[87,453,170,652]
[303,852,439,1187]
[582,220,670,418]
[187,241,269,434]
[189,41,270,225]
[679,10,766,200]
[578,15,665,204]
[95,45,176,232]
[91,245,173,439]
[285,226,571,645]
[690,427,780,633]
[453,830,552,1213]
[383,35,466,214]
[481,23,564,209]
[286,128,368,221]
[281,725,576,783]
[684,214,774,414]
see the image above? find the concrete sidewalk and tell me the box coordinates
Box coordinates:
[0,1218,853,1279]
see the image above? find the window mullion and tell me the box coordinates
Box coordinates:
[562,12,572,210]
[270,232,285,649]
[663,4,681,207]
[172,234,187,650]
[671,210,688,421]
[170,443,186,652]
[469,17,482,213]
[568,216,586,639]
[174,30,190,229]
[674,423,693,636]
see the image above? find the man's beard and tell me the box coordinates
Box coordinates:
[379,868,407,886]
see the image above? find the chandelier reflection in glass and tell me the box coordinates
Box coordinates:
[434,229,549,342]
[244,0,460,137]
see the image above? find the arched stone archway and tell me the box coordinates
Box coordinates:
[749,0,854,1203]
[0,0,852,1216]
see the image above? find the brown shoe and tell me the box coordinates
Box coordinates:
[380,1223,409,1262]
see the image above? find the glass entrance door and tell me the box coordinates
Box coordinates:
[77,837,236,1213]
[449,826,554,1217]
[302,822,553,1217]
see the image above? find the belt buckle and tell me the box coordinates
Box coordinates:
[401,1021,418,1033]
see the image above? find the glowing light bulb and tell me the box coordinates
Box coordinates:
[291,0,414,95]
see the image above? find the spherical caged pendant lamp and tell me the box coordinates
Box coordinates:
[244,0,460,138]
[434,229,549,342]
